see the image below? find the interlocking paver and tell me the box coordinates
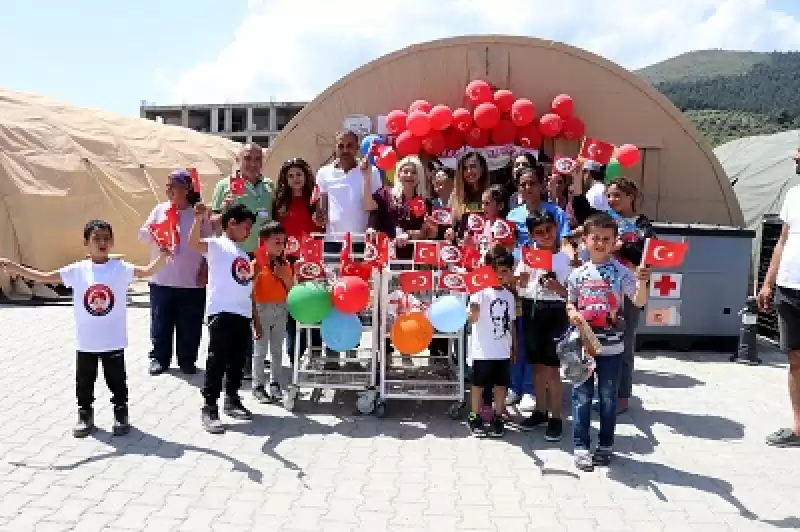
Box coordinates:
[1,297,800,531]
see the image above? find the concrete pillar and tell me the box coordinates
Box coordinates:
[224,108,232,132]
[246,107,254,131]
[181,108,189,128]
[268,105,277,132]
[246,135,252,144]
[210,108,219,133]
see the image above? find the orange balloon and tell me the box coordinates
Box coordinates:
[391,311,434,355]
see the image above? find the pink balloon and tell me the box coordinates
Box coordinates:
[429,105,453,131]
[616,144,641,167]
[493,90,515,113]
[465,80,492,105]
[473,102,501,130]
[551,94,574,119]
[409,100,432,114]
[510,99,536,127]
[386,110,407,135]
[539,113,563,138]
[406,110,432,137]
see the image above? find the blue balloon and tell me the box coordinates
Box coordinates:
[321,309,363,352]
[360,134,383,156]
[427,295,468,333]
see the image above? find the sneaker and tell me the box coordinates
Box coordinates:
[269,383,282,403]
[592,447,613,467]
[252,386,271,404]
[223,395,253,420]
[574,450,594,472]
[505,390,521,406]
[112,406,131,436]
[488,416,505,438]
[467,412,486,437]
[519,410,548,432]
[544,418,563,442]
[766,428,800,447]
[242,366,253,381]
[201,405,225,434]
[518,394,537,412]
[148,360,164,376]
[73,408,95,438]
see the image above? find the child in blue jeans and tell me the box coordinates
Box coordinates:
[565,212,650,472]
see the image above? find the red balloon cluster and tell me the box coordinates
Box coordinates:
[385,81,590,159]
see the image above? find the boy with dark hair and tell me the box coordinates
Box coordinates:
[467,245,517,438]
[189,202,257,434]
[251,221,294,404]
[0,220,169,437]
[566,212,651,471]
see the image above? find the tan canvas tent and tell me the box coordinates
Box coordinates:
[265,35,742,227]
[0,89,240,298]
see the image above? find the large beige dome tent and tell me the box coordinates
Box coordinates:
[266,35,742,227]
[0,89,240,298]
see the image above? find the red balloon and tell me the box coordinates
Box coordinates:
[465,80,492,105]
[375,146,398,170]
[551,94,574,119]
[616,144,641,168]
[493,90,515,113]
[386,110,407,135]
[539,113,563,137]
[561,116,585,141]
[490,119,516,146]
[429,105,453,131]
[452,108,473,132]
[409,100,432,114]
[510,98,535,127]
[473,102,501,130]
[464,126,490,149]
[422,130,445,155]
[407,110,431,137]
[395,130,422,157]
[516,123,542,149]
[442,128,464,151]
[332,276,370,313]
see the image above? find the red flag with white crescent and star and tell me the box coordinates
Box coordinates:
[460,244,482,270]
[413,242,439,266]
[298,236,322,264]
[464,265,499,295]
[522,247,553,271]
[399,270,433,294]
[579,138,614,166]
[642,238,688,268]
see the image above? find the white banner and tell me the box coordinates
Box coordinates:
[438,145,538,171]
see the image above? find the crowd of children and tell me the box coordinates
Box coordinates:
[0,141,655,472]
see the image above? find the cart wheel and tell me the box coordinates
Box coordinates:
[310,388,323,404]
[374,401,387,418]
[447,401,464,420]
[356,389,377,415]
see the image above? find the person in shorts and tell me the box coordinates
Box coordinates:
[758,181,800,447]
[467,245,517,438]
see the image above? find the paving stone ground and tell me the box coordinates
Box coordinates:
[1,287,799,531]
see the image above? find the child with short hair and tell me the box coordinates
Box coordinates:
[566,212,651,471]
[251,221,294,404]
[0,220,169,438]
[189,202,257,434]
[516,210,573,441]
[467,245,517,438]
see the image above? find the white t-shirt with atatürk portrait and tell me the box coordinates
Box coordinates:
[469,286,516,361]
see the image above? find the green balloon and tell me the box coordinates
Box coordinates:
[605,158,621,182]
[287,282,333,324]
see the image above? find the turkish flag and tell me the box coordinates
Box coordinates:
[407,197,426,218]
[464,266,499,294]
[642,238,688,268]
[294,261,326,281]
[187,167,201,195]
[414,242,439,265]
[461,244,482,270]
[298,237,322,263]
[579,138,614,166]
[148,218,179,251]
[399,270,433,293]
[438,271,466,291]
[431,208,453,225]
[310,185,320,205]
[522,247,553,271]
[229,174,246,196]
[340,232,352,263]
[254,239,269,268]
[341,259,372,281]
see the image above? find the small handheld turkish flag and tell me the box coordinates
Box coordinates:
[148,219,178,251]
[310,185,320,205]
[298,237,322,263]
[341,259,372,281]
[230,174,246,196]
[579,138,614,166]
[460,244,482,270]
[340,232,352,263]
[187,167,201,196]
[431,208,453,225]
[254,238,269,268]
[522,247,553,271]
[464,266,499,294]
[407,197,426,218]
[399,270,433,293]
[642,238,688,268]
[413,242,438,265]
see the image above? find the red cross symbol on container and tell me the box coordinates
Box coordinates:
[653,274,678,297]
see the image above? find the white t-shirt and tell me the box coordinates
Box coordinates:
[316,164,383,234]
[59,259,135,353]
[586,182,609,211]
[204,235,253,318]
[515,251,573,301]
[469,287,517,361]
[778,184,800,289]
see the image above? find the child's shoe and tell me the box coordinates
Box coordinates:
[201,404,225,434]
[269,382,282,403]
[467,412,486,437]
[592,447,613,467]
[252,386,271,404]
[73,408,95,438]
[488,415,505,438]
[544,418,563,442]
[519,410,548,431]
[112,406,131,436]
[223,395,253,420]
[574,449,594,472]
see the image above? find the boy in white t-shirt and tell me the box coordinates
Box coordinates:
[0,220,168,438]
[189,202,257,434]
[467,245,517,438]
[515,210,573,442]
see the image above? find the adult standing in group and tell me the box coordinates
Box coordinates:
[451,151,490,228]
[758,180,800,447]
[139,169,210,376]
[582,161,609,211]
[209,143,274,378]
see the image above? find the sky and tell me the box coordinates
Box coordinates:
[2,0,800,117]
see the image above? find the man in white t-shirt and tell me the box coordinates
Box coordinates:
[316,130,382,245]
[582,161,610,212]
[758,183,800,447]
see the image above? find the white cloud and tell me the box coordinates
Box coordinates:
[161,0,800,104]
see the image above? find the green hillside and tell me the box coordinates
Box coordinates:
[636,50,800,146]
